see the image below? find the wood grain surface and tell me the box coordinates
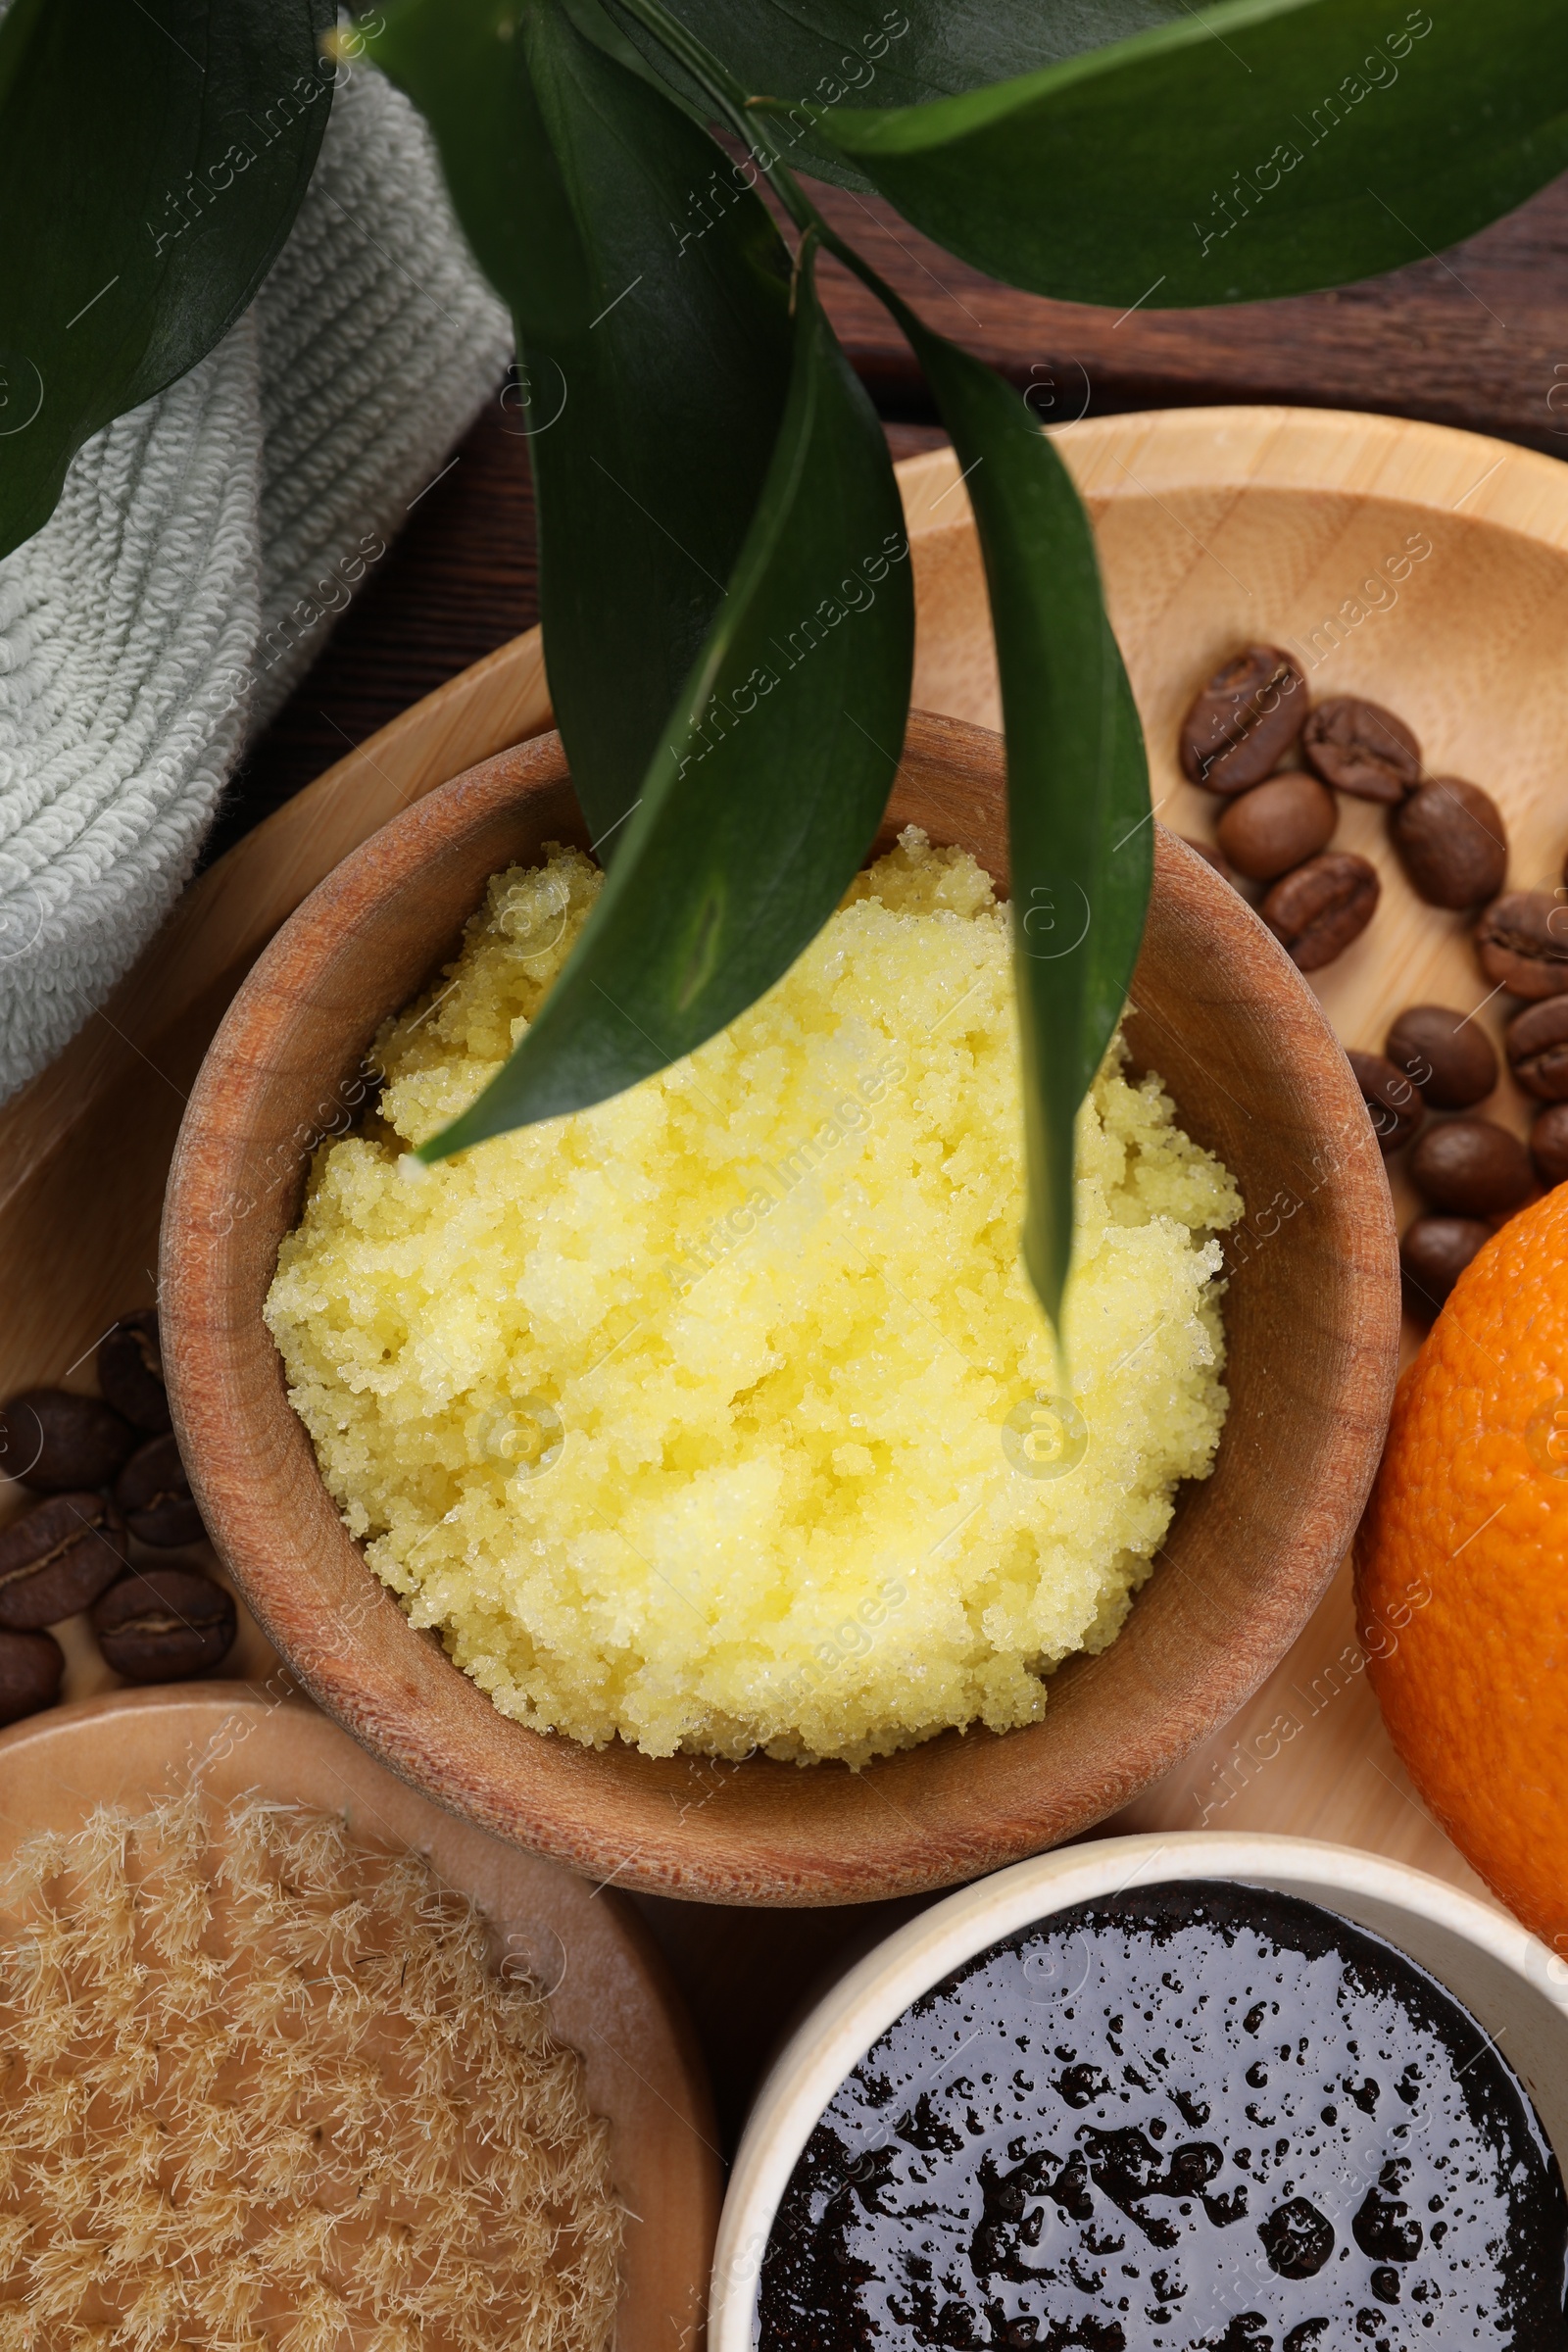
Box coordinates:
[0,1687,720,2348]
[810,174,1568,453]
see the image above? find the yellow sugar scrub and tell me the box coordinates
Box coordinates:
[266,829,1243,1766]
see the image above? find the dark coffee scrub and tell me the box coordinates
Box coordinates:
[760,1884,1566,2352]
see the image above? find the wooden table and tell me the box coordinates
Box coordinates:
[213,172,1568,2155]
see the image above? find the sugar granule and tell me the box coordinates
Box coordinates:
[0,1794,620,2351]
[266,831,1243,1764]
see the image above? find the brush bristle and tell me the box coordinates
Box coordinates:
[0,1793,621,2350]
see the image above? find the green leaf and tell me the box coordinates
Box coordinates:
[368,0,794,848]
[419,240,913,1159]
[0,0,335,561]
[910,327,1151,1322]
[816,0,1568,306]
[604,0,1185,191]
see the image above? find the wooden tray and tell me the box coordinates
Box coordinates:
[3,406,1552,1924]
[0,1686,718,2348]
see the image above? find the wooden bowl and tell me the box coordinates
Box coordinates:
[160,706,1399,1904]
[0,1685,718,2346]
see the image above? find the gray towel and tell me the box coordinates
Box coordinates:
[0,54,512,1100]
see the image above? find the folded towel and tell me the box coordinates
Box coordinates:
[0,55,511,1101]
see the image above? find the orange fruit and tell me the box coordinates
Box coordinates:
[1356,1183,1568,1952]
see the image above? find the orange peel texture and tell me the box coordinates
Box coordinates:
[1356,1185,1568,1952]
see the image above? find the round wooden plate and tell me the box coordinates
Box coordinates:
[0,1686,720,2352]
[0,406,1555,1910]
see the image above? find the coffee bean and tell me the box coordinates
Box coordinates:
[1180,644,1308,794]
[92,1567,236,1683]
[1408,1118,1534,1216]
[0,1493,128,1631]
[1385,1005,1498,1110]
[1474,892,1568,1000]
[1505,998,1568,1102]
[114,1433,205,1548]
[1531,1103,1568,1189]
[1216,774,1337,881]
[1400,1216,1491,1316]
[1347,1051,1425,1153]
[1301,696,1422,804]
[96,1307,171,1433]
[1262,852,1379,971]
[0,1390,136,1494]
[1392,778,1508,908]
[0,1628,64,1724]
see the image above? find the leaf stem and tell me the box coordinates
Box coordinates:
[606,0,935,362]
[603,0,747,108]
[608,0,835,242]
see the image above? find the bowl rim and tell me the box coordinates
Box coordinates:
[160,711,1400,1904]
[710,1829,1568,2352]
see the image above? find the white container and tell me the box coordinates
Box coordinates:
[711,1833,1568,2350]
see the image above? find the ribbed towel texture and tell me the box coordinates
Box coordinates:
[0,58,512,1101]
